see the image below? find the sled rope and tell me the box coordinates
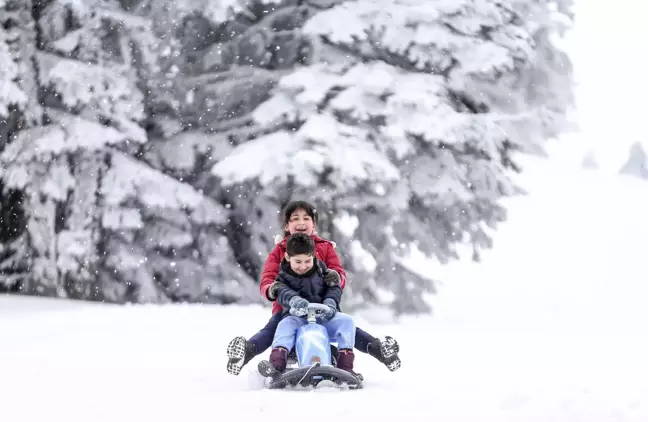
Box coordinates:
[296,363,317,386]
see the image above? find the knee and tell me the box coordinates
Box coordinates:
[280,316,301,327]
[336,313,355,330]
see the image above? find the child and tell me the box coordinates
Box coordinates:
[262,232,357,376]
[226,200,401,375]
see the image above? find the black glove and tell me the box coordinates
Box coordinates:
[267,279,281,300]
[324,269,340,287]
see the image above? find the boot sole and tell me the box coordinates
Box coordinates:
[226,336,248,375]
[258,360,280,379]
[381,336,401,372]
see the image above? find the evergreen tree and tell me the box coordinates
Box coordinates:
[620,142,648,179]
[0,0,257,303]
[212,0,575,314]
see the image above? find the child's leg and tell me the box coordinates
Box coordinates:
[264,316,306,375]
[322,313,357,374]
[248,313,283,354]
[271,316,305,351]
[226,313,282,376]
[321,312,356,350]
[356,325,401,372]
[354,327,375,353]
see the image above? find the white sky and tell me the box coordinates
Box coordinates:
[550,1,648,171]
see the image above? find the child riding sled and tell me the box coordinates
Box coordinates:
[258,232,359,378]
[226,200,401,375]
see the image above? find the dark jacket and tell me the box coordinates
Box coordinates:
[271,258,343,316]
[260,235,347,315]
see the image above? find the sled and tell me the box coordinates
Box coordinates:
[257,303,363,390]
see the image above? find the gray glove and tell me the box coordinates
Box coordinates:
[320,298,337,322]
[289,296,309,316]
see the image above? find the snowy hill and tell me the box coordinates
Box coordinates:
[1,154,647,422]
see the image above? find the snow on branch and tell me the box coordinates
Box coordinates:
[303,0,535,76]
[36,53,145,125]
[103,151,227,227]
[0,28,28,115]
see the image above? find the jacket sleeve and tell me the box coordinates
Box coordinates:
[260,246,283,301]
[273,276,301,309]
[323,243,347,290]
[320,260,343,307]
[323,285,343,308]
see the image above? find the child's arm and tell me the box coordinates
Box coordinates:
[323,243,347,290]
[270,278,303,310]
[323,284,342,308]
[322,262,343,308]
[260,246,283,301]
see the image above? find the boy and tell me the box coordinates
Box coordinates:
[261,232,357,377]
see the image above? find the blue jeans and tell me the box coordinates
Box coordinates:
[249,313,375,355]
[272,313,356,351]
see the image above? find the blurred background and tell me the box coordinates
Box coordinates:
[0,0,576,316]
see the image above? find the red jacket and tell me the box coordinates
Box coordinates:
[260,235,347,315]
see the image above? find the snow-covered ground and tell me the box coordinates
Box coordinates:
[1,154,647,422]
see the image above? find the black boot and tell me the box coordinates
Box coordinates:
[226,336,257,375]
[368,336,401,372]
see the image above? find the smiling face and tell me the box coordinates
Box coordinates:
[284,208,315,236]
[285,253,315,275]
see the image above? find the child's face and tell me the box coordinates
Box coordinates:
[285,253,314,275]
[284,208,315,236]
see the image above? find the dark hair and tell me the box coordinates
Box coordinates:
[286,232,315,257]
[283,200,318,226]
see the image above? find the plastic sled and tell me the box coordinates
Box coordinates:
[257,303,363,390]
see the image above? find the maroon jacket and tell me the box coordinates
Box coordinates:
[260,235,347,315]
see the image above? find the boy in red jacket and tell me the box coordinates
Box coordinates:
[226,200,401,376]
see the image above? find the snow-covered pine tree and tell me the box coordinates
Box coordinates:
[0,0,41,290]
[128,0,319,279]
[619,142,648,179]
[213,0,574,314]
[0,0,258,303]
[0,0,150,298]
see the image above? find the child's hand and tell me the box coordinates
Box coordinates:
[320,298,337,322]
[324,270,341,287]
[289,296,309,315]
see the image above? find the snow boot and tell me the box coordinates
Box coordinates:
[368,336,401,372]
[269,347,288,372]
[336,349,363,381]
[258,347,288,379]
[226,336,257,375]
[258,360,281,380]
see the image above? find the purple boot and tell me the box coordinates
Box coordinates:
[269,347,288,373]
[258,347,289,379]
[336,349,360,377]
